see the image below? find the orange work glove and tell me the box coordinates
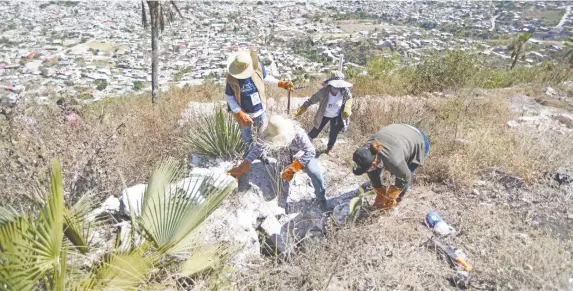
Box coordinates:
[278,80,294,91]
[227,160,251,180]
[373,185,401,210]
[234,110,253,127]
[281,159,304,181]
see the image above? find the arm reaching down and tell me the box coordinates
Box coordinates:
[385,159,412,189]
[295,130,316,166]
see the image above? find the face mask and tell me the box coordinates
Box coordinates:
[330,87,340,94]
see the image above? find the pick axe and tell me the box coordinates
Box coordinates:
[286,85,311,115]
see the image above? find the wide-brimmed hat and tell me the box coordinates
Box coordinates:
[259,115,296,149]
[322,71,353,88]
[227,50,260,79]
[352,146,375,175]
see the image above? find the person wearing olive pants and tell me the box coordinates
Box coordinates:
[351,124,430,210]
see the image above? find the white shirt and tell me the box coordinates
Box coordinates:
[323,90,343,118]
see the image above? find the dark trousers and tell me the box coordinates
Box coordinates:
[308,117,340,150]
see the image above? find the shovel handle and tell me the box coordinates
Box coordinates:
[455,257,473,272]
[287,90,291,114]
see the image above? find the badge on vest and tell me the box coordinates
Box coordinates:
[250,92,261,106]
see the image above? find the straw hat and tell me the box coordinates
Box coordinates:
[322,71,353,88]
[259,115,297,149]
[227,50,260,79]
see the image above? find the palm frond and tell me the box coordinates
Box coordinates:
[0,216,37,291]
[75,249,155,291]
[0,160,67,291]
[170,1,183,18]
[137,158,237,256]
[26,160,66,276]
[141,0,181,31]
[141,1,147,29]
[179,244,230,276]
[0,205,19,226]
[63,196,105,254]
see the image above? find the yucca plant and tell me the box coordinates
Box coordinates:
[0,158,237,290]
[189,107,245,159]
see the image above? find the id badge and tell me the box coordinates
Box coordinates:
[250,92,261,106]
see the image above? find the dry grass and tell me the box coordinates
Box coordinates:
[1,56,573,290]
[231,183,572,290]
[0,84,221,206]
[338,88,561,188]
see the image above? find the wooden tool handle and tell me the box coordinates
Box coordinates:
[455,257,473,272]
[287,90,291,114]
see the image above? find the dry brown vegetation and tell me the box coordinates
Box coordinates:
[1,56,572,290]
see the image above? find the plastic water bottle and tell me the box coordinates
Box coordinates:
[425,210,454,236]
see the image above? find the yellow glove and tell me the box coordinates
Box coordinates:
[278,80,294,91]
[342,111,351,119]
[373,185,401,210]
[294,107,307,118]
[281,159,304,181]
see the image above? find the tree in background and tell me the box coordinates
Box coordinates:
[565,37,573,67]
[508,32,532,70]
[140,1,182,104]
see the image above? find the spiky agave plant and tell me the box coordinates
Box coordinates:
[0,159,237,290]
[189,106,245,159]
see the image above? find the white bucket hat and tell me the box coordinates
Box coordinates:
[227,49,260,79]
[259,115,296,149]
[322,71,353,88]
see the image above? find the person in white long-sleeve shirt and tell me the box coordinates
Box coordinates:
[225,50,293,159]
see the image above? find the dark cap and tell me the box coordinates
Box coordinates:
[352,147,375,175]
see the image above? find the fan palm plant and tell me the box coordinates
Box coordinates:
[508,32,532,70]
[140,1,183,104]
[0,159,237,290]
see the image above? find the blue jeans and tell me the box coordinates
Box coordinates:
[308,116,340,150]
[280,158,326,205]
[240,112,267,153]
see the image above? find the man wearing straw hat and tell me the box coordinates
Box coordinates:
[225,49,294,159]
[293,71,353,154]
[228,114,327,212]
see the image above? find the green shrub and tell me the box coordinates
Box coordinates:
[133,81,144,91]
[189,107,244,159]
[409,51,479,93]
[93,79,107,91]
[174,66,193,81]
[366,54,398,79]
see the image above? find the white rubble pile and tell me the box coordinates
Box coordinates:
[507,95,573,135]
[88,151,364,268]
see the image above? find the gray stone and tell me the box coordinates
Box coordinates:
[451,271,471,289]
[507,120,518,128]
[544,86,557,96]
[87,195,120,221]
